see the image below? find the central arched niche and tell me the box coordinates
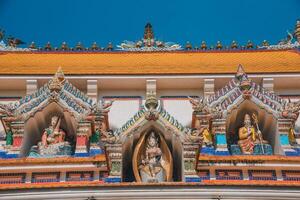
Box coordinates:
[226,100,279,154]
[21,102,78,157]
[122,121,183,182]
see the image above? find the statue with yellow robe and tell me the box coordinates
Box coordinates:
[238,114,268,154]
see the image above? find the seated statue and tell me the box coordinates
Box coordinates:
[139,132,166,182]
[238,114,268,155]
[28,116,71,157]
[41,116,66,147]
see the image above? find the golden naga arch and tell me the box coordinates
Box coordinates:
[132,130,173,182]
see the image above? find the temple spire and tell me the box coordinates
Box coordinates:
[236,64,246,78]
[144,23,154,40]
[295,20,300,43]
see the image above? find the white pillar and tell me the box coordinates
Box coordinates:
[87,80,98,102]
[93,170,100,181]
[204,79,215,97]
[209,168,216,180]
[26,80,37,95]
[276,169,283,181]
[25,172,32,183]
[60,171,66,182]
[146,79,157,96]
[242,169,249,180]
[262,77,274,93]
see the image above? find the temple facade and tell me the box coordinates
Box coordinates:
[0,21,300,199]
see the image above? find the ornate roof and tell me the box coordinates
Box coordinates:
[0,68,95,121]
[0,50,299,75]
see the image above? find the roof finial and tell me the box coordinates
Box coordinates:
[236,64,246,78]
[144,23,154,40]
[49,67,65,92]
[295,20,300,43]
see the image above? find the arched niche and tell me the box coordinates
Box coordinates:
[226,100,279,154]
[122,121,183,182]
[21,102,78,157]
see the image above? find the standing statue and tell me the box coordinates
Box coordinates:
[238,114,268,154]
[133,131,173,183]
[139,132,165,182]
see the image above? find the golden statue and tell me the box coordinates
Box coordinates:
[288,125,297,145]
[202,128,213,146]
[132,131,173,182]
[238,114,268,154]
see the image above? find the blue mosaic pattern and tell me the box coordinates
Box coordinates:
[215,133,227,145]
[185,176,201,182]
[280,134,290,145]
[104,177,121,183]
[200,146,215,155]
[230,144,273,155]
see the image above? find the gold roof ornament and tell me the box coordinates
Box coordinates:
[231,40,238,49]
[262,40,269,47]
[60,42,69,51]
[246,40,254,49]
[91,42,99,51]
[236,64,251,92]
[75,42,84,51]
[201,41,207,50]
[28,42,36,49]
[236,64,246,79]
[106,42,113,51]
[144,23,154,40]
[44,42,52,51]
[48,67,65,92]
[216,41,222,50]
[185,41,192,50]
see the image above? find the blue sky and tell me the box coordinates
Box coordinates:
[0,0,299,48]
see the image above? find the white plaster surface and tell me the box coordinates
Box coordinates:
[107,98,141,129]
[162,99,193,127]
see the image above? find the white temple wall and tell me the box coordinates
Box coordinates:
[100,89,144,129]
[0,90,25,98]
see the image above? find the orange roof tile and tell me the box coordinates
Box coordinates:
[0,50,299,75]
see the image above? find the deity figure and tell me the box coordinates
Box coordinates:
[202,128,213,147]
[28,115,71,157]
[139,132,165,182]
[238,114,268,154]
[41,116,66,147]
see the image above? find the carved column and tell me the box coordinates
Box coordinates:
[89,119,104,156]
[277,118,297,156]
[146,79,157,96]
[204,79,215,98]
[26,80,38,95]
[105,143,122,183]
[262,77,274,93]
[212,118,230,155]
[87,80,98,102]
[74,121,91,157]
[194,112,214,155]
[7,121,25,158]
[183,142,201,182]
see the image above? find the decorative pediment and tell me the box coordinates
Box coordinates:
[1,68,94,121]
[190,65,300,121]
[111,95,191,144]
